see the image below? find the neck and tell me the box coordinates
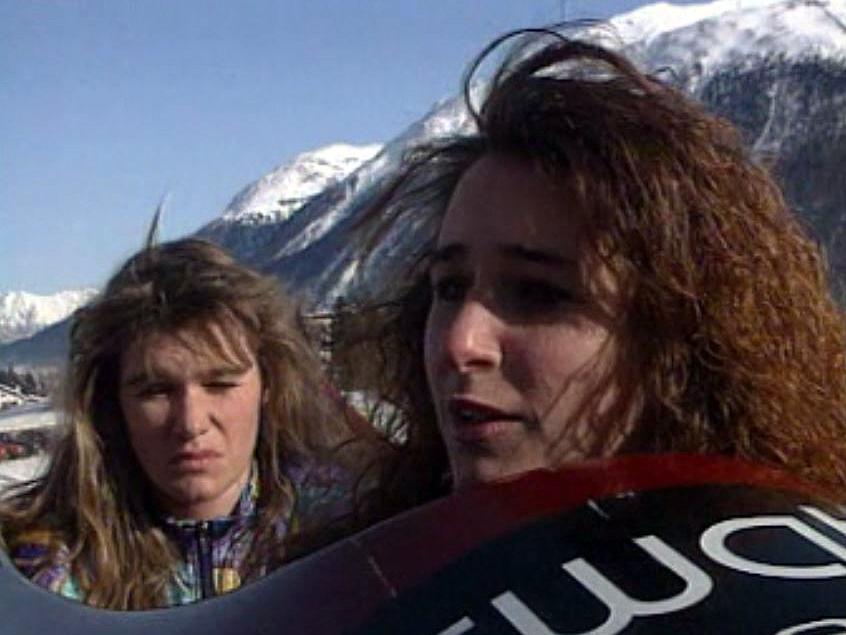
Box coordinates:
[158,471,252,521]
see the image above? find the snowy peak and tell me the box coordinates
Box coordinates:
[607,0,846,92]
[610,0,786,42]
[220,143,382,226]
[0,289,96,345]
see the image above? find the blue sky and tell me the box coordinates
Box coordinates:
[1,0,707,294]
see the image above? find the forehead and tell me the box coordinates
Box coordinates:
[438,153,588,257]
[120,324,255,379]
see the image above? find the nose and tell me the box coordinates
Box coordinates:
[436,298,503,373]
[171,386,210,440]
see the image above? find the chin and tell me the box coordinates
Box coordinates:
[452,455,548,490]
[169,481,218,506]
[452,461,517,490]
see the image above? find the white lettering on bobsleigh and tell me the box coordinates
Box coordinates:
[437,506,846,635]
[493,536,712,635]
[775,618,846,635]
[700,506,846,579]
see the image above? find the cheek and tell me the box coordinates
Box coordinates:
[225,388,262,446]
[120,398,166,443]
[423,312,442,392]
[510,327,613,403]
[240,383,263,419]
[122,416,163,469]
[508,346,566,409]
[238,401,261,443]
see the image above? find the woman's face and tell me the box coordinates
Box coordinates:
[118,326,262,519]
[425,153,629,489]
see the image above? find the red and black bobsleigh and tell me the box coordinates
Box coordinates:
[2,454,846,634]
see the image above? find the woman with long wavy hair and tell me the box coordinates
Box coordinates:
[351,29,846,519]
[0,238,360,609]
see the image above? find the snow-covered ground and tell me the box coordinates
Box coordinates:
[0,454,47,485]
[0,405,55,488]
[0,403,57,432]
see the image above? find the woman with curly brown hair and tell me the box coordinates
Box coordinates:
[0,238,360,609]
[353,30,846,517]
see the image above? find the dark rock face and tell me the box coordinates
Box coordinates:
[699,55,846,297]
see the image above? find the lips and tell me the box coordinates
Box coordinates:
[170,449,220,469]
[447,398,523,443]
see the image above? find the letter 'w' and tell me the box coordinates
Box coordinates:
[490,536,713,635]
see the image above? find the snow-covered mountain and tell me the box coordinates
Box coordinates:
[199,143,382,257]
[220,143,382,226]
[197,94,476,305]
[5,0,846,369]
[610,0,845,68]
[201,0,846,308]
[0,289,96,345]
[609,0,846,94]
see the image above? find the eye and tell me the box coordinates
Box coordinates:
[504,278,575,314]
[135,383,171,399]
[203,379,241,392]
[430,273,470,303]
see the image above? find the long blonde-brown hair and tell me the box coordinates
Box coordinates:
[352,31,846,516]
[1,238,352,608]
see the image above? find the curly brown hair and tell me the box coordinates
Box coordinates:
[351,30,846,516]
[0,238,356,608]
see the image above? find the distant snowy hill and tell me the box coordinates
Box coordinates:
[0,289,96,345]
[5,0,846,369]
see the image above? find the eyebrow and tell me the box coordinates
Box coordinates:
[430,242,578,269]
[121,363,251,388]
[501,244,578,269]
[429,243,467,265]
[121,372,161,388]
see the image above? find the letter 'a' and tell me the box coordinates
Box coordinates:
[700,507,846,579]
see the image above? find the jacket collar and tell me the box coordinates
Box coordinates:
[159,464,259,534]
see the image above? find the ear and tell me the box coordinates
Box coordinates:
[256,358,270,405]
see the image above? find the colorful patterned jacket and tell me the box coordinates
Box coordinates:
[7,461,353,606]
